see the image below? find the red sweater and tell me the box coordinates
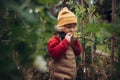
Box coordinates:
[47,35,82,59]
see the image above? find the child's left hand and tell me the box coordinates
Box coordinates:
[71,32,79,41]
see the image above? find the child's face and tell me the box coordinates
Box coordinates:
[62,23,77,34]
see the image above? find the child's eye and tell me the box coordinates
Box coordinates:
[66,26,75,28]
[66,26,71,28]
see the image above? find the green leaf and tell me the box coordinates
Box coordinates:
[85,23,112,33]
[35,0,59,5]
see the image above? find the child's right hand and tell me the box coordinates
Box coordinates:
[65,33,73,42]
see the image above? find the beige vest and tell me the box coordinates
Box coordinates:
[49,46,76,80]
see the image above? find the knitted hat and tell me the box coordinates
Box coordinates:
[57,7,77,27]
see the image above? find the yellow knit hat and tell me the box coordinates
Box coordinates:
[57,7,77,27]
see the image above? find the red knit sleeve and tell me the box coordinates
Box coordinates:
[48,36,70,59]
[71,40,82,56]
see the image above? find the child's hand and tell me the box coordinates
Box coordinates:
[71,32,79,41]
[65,33,73,42]
[71,36,78,41]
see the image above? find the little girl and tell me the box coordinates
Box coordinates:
[47,7,82,80]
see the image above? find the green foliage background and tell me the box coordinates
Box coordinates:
[0,0,59,80]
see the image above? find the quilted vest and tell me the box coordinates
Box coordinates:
[49,46,76,80]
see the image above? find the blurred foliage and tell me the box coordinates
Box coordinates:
[66,0,120,80]
[33,0,59,5]
[0,0,58,80]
